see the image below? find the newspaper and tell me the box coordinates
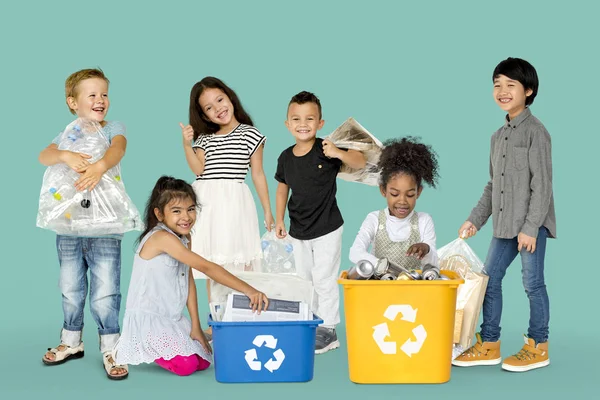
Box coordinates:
[221,293,311,322]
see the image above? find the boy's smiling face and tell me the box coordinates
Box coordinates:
[67,77,110,122]
[285,102,324,143]
[493,74,533,119]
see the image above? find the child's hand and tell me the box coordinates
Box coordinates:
[459,221,477,239]
[275,221,287,239]
[180,122,194,145]
[518,232,537,253]
[264,212,275,232]
[74,161,107,192]
[190,327,213,354]
[62,151,92,172]
[406,243,430,260]
[245,289,269,314]
[322,139,342,159]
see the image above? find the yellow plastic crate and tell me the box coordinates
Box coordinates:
[338,270,463,384]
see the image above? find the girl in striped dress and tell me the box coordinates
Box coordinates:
[180,77,274,335]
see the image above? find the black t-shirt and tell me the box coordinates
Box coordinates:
[275,138,344,240]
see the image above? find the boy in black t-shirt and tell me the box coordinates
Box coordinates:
[274,91,366,354]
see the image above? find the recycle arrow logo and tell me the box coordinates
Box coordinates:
[244,335,286,373]
[372,304,428,357]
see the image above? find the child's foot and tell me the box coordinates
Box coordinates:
[42,342,85,365]
[103,352,129,380]
[501,335,549,372]
[315,327,340,354]
[452,333,502,367]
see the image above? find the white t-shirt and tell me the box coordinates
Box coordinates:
[349,208,438,267]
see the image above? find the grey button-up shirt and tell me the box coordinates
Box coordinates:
[468,108,556,239]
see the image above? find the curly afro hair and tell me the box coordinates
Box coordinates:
[378,136,439,189]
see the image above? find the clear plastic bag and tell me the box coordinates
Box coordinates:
[325,117,384,186]
[260,230,295,274]
[438,238,489,354]
[438,237,486,278]
[36,119,143,236]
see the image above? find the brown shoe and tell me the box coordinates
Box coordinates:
[452,333,502,367]
[502,335,549,372]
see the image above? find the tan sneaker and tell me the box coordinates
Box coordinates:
[502,335,549,372]
[452,333,502,367]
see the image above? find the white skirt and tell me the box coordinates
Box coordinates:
[191,179,263,279]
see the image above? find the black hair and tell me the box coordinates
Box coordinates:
[189,77,254,140]
[493,57,539,106]
[137,176,198,244]
[378,137,439,189]
[288,91,322,119]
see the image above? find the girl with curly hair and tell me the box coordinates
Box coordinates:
[349,136,440,271]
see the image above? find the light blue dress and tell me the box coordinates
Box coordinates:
[114,223,212,364]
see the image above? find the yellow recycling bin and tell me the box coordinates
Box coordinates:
[338,270,463,384]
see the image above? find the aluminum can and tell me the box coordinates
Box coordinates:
[347,260,375,280]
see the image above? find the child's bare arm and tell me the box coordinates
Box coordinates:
[338,149,367,169]
[39,143,92,170]
[275,182,289,238]
[154,232,269,312]
[250,144,274,230]
[322,139,366,169]
[74,135,126,191]
[181,123,206,175]
[187,267,202,329]
[186,251,211,352]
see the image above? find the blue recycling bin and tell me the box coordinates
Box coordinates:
[207,314,322,383]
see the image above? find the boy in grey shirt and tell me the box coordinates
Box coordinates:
[453,58,555,373]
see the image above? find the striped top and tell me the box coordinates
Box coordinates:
[192,124,266,181]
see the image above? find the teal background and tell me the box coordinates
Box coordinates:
[1,0,597,397]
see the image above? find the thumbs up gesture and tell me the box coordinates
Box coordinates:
[180,122,195,145]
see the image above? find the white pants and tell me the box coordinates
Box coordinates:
[290,226,343,328]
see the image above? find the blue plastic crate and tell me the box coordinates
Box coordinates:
[207,314,323,383]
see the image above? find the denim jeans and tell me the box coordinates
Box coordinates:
[57,236,122,353]
[480,226,550,344]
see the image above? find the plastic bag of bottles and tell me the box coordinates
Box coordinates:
[260,230,295,274]
[325,117,384,186]
[36,119,142,236]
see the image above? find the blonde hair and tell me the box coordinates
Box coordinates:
[65,68,110,115]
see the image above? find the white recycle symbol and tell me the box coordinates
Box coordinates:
[372,304,427,357]
[244,335,286,373]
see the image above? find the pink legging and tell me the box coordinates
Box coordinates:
[155,354,211,376]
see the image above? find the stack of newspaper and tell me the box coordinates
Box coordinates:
[214,293,311,322]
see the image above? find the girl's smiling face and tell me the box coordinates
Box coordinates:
[198,88,236,129]
[380,173,422,219]
[154,196,197,236]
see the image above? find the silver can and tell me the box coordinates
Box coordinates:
[375,257,414,279]
[379,273,396,281]
[347,260,375,280]
[374,258,390,277]
[396,270,421,280]
[422,264,440,280]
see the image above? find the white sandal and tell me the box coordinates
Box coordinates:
[42,342,85,365]
[103,352,129,380]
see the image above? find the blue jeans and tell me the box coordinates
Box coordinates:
[56,236,122,352]
[480,226,550,344]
